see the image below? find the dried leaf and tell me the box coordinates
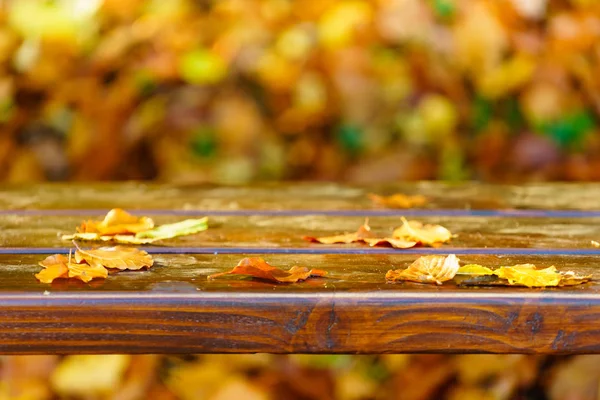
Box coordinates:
[67,262,108,283]
[456,264,495,276]
[36,263,69,284]
[62,233,156,244]
[393,217,452,245]
[368,193,427,208]
[208,257,327,283]
[386,254,460,285]
[304,220,374,244]
[136,218,208,240]
[363,237,417,249]
[74,245,154,271]
[494,265,561,288]
[559,271,592,286]
[78,209,155,235]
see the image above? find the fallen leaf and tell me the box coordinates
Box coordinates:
[456,264,495,276]
[136,218,208,240]
[368,193,427,208]
[36,255,69,283]
[67,262,109,283]
[304,220,374,244]
[62,233,156,244]
[386,254,460,285]
[591,240,600,248]
[494,265,561,288]
[392,217,452,245]
[559,271,592,286]
[74,245,154,271]
[78,209,154,236]
[363,237,417,249]
[208,257,327,283]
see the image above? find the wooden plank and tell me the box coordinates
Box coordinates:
[0,253,599,354]
[1,214,600,251]
[2,182,600,211]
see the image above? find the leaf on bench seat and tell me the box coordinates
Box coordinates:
[136,218,209,241]
[74,245,154,271]
[368,193,427,209]
[458,264,592,288]
[392,217,452,246]
[456,264,495,276]
[36,255,70,284]
[78,208,155,236]
[208,257,327,283]
[304,219,374,244]
[386,254,460,285]
[559,271,593,286]
[363,237,417,249]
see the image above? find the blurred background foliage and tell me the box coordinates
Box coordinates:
[2,0,600,184]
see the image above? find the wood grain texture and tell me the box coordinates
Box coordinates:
[2,182,600,354]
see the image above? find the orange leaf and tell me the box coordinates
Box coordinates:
[304,220,374,244]
[74,245,154,271]
[36,254,70,283]
[369,193,427,209]
[208,257,327,283]
[386,254,460,285]
[67,263,108,283]
[77,209,154,236]
[392,217,452,245]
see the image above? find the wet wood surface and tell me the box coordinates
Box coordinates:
[2,182,600,354]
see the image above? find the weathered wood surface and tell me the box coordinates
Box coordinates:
[2,182,600,354]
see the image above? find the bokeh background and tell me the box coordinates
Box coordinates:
[3,0,600,184]
[2,0,600,399]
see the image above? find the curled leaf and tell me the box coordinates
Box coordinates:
[368,193,427,208]
[136,218,208,240]
[78,209,154,236]
[559,271,593,286]
[36,255,70,284]
[393,217,452,246]
[386,254,460,285]
[208,257,327,283]
[67,263,108,283]
[304,220,374,244]
[363,237,417,249]
[494,265,561,288]
[456,264,495,276]
[74,245,154,271]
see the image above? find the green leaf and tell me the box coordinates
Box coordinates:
[136,217,208,240]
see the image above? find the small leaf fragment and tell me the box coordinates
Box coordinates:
[386,254,460,285]
[456,264,495,276]
[304,220,374,244]
[62,233,156,244]
[494,265,561,288]
[368,193,427,209]
[559,271,592,286]
[78,209,154,235]
[208,257,327,283]
[135,217,208,240]
[393,217,452,245]
[74,245,154,271]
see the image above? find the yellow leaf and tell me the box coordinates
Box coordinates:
[78,208,154,236]
[67,262,108,283]
[74,245,154,271]
[368,193,427,209]
[392,217,452,245]
[456,264,495,276]
[386,254,460,285]
[495,265,561,287]
[36,254,69,283]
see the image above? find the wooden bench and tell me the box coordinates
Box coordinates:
[1,182,600,355]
